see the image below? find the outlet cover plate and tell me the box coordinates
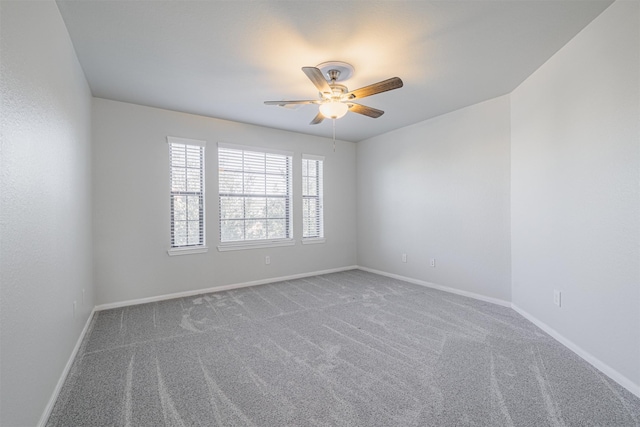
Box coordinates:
[553,290,562,307]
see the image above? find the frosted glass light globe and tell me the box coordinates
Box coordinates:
[319,101,348,119]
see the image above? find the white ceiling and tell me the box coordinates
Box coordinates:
[56,0,613,142]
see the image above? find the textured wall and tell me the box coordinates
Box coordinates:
[92,98,357,305]
[357,96,512,302]
[0,1,94,425]
[511,0,639,390]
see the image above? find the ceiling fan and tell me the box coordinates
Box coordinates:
[264,61,403,125]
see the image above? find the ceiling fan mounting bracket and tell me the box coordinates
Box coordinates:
[317,61,354,83]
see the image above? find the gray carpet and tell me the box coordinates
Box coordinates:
[47,270,640,426]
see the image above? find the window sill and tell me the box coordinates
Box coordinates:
[217,239,295,252]
[302,238,326,245]
[167,246,209,256]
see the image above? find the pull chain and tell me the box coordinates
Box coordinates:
[332,118,336,152]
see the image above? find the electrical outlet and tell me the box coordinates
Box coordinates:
[430,258,436,267]
[553,290,562,307]
[401,253,407,263]
[265,256,271,265]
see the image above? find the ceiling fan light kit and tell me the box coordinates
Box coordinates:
[264,61,403,125]
[319,100,349,119]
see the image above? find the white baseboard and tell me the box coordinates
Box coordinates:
[38,307,96,427]
[356,265,512,308]
[95,265,359,311]
[511,304,640,399]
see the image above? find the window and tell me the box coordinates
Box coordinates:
[168,137,207,255]
[218,143,293,249]
[302,154,324,242]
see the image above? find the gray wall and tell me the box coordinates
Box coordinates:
[0,1,94,425]
[92,98,357,305]
[511,0,639,390]
[357,96,512,303]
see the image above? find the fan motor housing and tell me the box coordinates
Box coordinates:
[321,84,348,101]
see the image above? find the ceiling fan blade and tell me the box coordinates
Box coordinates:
[264,100,318,106]
[302,67,332,95]
[346,77,403,100]
[348,103,384,118]
[310,112,324,125]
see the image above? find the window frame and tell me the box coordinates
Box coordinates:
[302,154,325,244]
[217,142,294,251]
[167,136,208,256]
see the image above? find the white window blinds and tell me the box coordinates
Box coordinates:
[302,154,324,239]
[218,144,292,243]
[168,137,206,249]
